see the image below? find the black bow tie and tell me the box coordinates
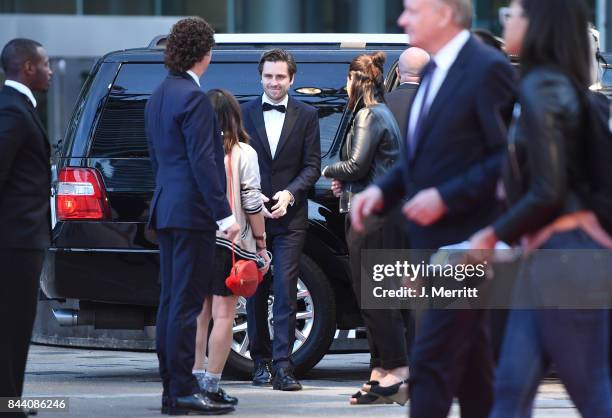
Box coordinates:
[262,102,286,113]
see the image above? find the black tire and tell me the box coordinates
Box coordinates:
[223,255,336,379]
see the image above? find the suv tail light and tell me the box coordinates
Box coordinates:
[56,167,110,220]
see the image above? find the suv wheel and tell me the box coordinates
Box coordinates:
[224,255,336,378]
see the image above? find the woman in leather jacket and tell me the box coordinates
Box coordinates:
[470,0,612,416]
[322,52,411,405]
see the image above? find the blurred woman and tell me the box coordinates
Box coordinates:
[193,89,270,406]
[470,1,612,416]
[323,51,410,406]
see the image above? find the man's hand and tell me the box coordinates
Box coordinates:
[402,188,447,226]
[331,180,343,198]
[350,186,384,233]
[271,190,292,218]
[223,222,240,241]
[261,194,273,219]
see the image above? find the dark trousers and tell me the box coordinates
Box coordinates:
[491,230,612,417]
[409,309,493,418]
[246,229,306,371]
[491,309,612,418]
[346,212,413,370]
[0,249,44,406]
[156,228,215,398]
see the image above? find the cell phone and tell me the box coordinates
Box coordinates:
[264,198,275,213]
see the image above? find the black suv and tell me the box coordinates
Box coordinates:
[36,34,408,376]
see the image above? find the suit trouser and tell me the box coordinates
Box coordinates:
[409,309,493,418]
[246,229,306,371]
[0,248,44,417]
[156,228,214,398]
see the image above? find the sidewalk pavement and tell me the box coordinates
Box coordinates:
[21,344,579,417]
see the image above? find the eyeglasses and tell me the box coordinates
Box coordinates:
[499,6,525,26]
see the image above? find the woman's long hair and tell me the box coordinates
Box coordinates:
[206,88,250,154]
[347,51,386,110]
[520,0,591,88]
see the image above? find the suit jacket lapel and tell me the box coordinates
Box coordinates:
[248,101,273,160]
[27,105,47,137]
[28,106,50,154]
[412,37,474,161]
[273,96,298,159]
[3,86,49,151]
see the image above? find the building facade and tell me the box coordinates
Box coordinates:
[0,0,609,142]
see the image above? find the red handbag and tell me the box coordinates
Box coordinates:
[224,150,264,297]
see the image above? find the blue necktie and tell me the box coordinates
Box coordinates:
[407,61,437,158]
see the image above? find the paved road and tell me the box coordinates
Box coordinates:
[21,344,578,417]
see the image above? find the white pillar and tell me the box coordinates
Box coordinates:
[244,0,300,33]
[356,0,385,33]
[226,0,236,33]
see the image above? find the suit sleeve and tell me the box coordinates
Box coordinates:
[0,107,26,194]
[181,91,232,222]
[437,60,515,214]
[285,106,321,206]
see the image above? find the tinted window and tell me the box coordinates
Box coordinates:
[90,61,348,158]
[603,67,612,88]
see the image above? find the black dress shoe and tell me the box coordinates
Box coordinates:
[169,393,234,415]
[272,368,302,391]
[205,387,238,406]
[252,361,272,386]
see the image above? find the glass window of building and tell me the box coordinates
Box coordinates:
[83,0,155,15]
[0,0,75,14]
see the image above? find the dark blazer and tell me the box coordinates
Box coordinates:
[323,104,400,194]
[385,82,419,141]
[377,37,516,249]
[241,96,321,234]
[0,85,50,249]
[144,72,231,231]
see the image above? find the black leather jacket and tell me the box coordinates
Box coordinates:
[323,104,400,193]
[493,67,588,243]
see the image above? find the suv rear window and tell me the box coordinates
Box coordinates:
[90,62,349,158]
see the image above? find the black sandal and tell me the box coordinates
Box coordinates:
[350,391,393,405]
[361,379,380,391]
[365,379,409,406]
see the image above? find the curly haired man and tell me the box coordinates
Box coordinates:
[144,17,239,415]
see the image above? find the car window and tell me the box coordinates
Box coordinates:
[90,62,348,158]
[603,67,611,88]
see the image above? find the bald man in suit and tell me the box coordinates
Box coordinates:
[385,47,430,142]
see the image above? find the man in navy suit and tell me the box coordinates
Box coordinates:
[352,0,515,417]
[0,38,52,417]
[144,17,238,415]
[241,49,320,391]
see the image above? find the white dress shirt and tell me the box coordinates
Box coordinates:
[185,70,236,230]
[262,93,288,158]
[408,30,470,140]
[4,80,37,108]
[186,70,201,87]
